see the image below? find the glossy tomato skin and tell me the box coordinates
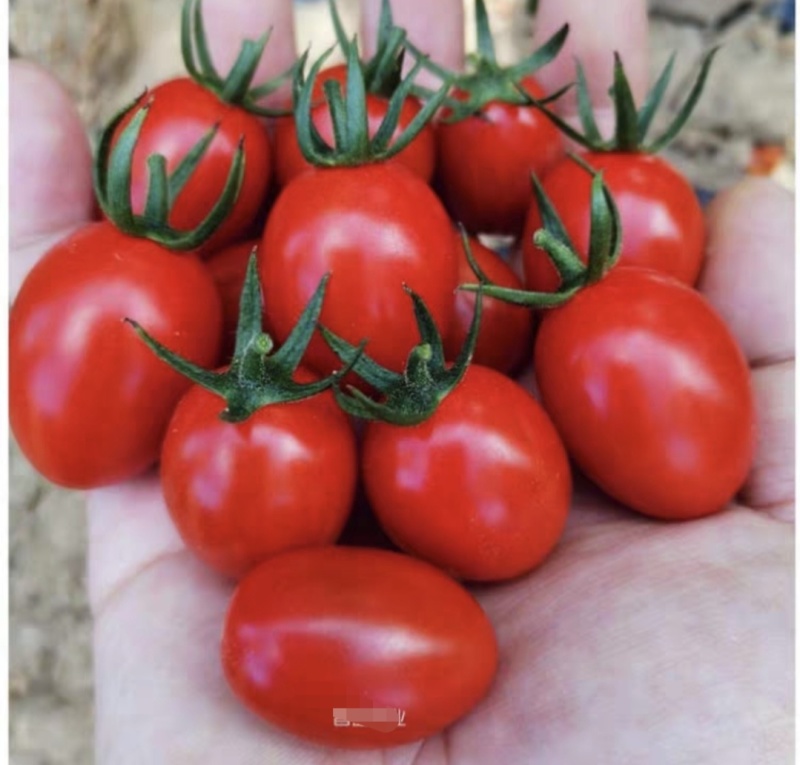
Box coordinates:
[161,370,357,579]
[222,546,498,747]
[535,268,755,520]
[260,163,457,375]
[113,78,271,253]
[364,366,571,581]
[523,152,705,292]
[10,222,222,489]
[205,239,258,361]
[273,64,435,188]
[435,76,563,236]
[445,233,533,376]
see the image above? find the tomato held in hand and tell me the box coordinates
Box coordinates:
[445,233,533,376]
[9,222,222,489]
[260,163,457,376]
[535,267,755,520]
[112,79,271,254]
[363,365,571,581]
[436,76,563,236]
[523,152,705,292]
[161,370,357,579]
[221,546,498,748]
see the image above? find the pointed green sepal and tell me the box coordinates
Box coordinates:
[93,96,246,250]
[180,0,296,117]
[321,283,482,426]
[460,159,621,308]
[521,47,719,153]
[126,254,351,423]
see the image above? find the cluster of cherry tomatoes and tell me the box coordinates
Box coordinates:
[9,0,755,750]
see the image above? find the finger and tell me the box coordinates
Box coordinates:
[699,178,795,521]
[361,0,464,84]
[201,0,297,97]
[10,60,94,298]
[532,0,649,130]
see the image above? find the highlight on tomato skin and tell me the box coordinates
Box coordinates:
[221,546,499,749]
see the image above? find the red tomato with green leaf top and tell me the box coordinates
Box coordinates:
[436,76,563,236]
[273,64,435,188]
[445,234,533,375]
[363,365,571,581]
[161,368,357,579]
[534,267,755,520]
[9,222,222,489]
[260,163,457,376]
[112,79,271,253]
[523,152,705,292]
[221,546,498,747]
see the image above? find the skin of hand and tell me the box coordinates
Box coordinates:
[9,1,794,763]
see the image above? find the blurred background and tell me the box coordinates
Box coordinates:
[8,0,795,762]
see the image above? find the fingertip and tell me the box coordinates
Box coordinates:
[700,177,795,365]
[10,60,94,248]
[532,0,649,115]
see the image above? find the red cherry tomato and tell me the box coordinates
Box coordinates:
[273,64,435,188]
[260,163,457,376]
[113,79,271,253]
[363,365,571,581]
[10,222,222,489]
[205,239,258,360]
[221,546,498,747]
[445,234,533,375]
[535,267,755,520]
[161,370,357,579]
[436,76,563,236]
[523,152,706,292]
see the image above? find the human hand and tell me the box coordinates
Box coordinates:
[10,1,793,762]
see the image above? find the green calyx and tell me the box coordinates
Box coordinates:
[127,254,353,423]
[328,0,409,98]
[294,31,450,167]
[321,243,483,426]
[181,0,299,117]
[94,97,245,250]
[409,0,569,122]
[522,47,720,153]
[462,157,621,309]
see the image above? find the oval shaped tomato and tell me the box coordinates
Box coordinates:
[10,222,222,489]
[364,365,571,581]
[435,76,563,236]
[535,267,755,520]
[221,546,498,747]
[523,152,705,292]
[274,65,435,188]
[260,163,457,376]
[161,370,357,579]
[113,78,271,253]
[205,238,258,361]
[445,233,533,376]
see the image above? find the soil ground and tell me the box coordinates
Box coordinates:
[8,1,794,762]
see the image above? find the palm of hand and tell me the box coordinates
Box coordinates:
[89,472,792,765]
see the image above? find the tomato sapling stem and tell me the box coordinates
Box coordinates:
[127,254,360,423]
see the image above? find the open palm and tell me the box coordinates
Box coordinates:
[10,1,793,763]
